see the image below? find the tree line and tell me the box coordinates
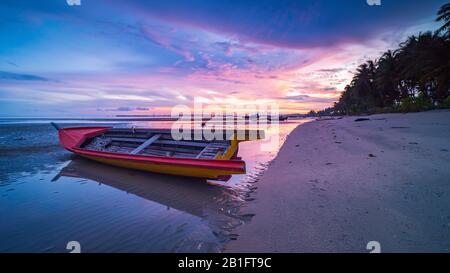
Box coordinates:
[315,3,450,116]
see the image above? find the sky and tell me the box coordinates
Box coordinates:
[0,0,447,116]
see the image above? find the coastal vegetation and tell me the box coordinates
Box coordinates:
[316,3,450,116]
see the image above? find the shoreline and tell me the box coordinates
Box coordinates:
[226,110,450,253]
[0,121,300,252]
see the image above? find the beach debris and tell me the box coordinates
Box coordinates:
[354,118,370,122]
[176,223,188,232]
[239,213,255,219]
[317,117,337,121]
[368,154,376,158]
[435,192,444,198]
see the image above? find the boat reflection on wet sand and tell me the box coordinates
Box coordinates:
[53,158,253,252]
[0,120,301,253]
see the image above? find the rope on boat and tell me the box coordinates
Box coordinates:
[50,122,79,144]
[50,122,61,130]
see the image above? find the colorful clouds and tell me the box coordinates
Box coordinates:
[0,0,446,116]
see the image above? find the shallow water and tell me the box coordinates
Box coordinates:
[0,119,308,252]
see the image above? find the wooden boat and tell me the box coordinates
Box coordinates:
[52,123,264,180]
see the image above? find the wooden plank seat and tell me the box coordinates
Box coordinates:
[109,137,213,148]
[131,134,161,155]
[196,142,230,159]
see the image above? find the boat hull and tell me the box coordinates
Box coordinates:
[81,154,241,179]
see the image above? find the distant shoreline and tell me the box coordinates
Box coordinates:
[0,114,294,122]
[0,117,179,122]
[226,110,450,252]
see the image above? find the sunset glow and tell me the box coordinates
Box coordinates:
[0,0,445,116]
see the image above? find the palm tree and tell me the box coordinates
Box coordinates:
[323,4,450,115]
[415,32,450,101]
[347,61,377,111]
[374,50,399,106]
[396,35,421,98]
[436,3,450,38]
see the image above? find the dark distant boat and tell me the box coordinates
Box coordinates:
[52,123,264,180]
[243,114,289,122]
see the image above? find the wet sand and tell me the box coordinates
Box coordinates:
[0,123,243,252]
[0,120,303,252]
[226,110,450,253]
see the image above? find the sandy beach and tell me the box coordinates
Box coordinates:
[226,110,450,253]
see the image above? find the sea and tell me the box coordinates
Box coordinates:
[0,117,309,252]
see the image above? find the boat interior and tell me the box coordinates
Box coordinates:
[81,128,233,159]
